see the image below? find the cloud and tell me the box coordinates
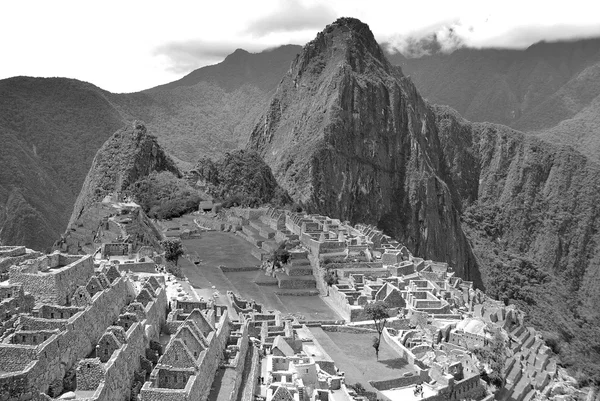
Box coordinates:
[245,0,337,36]
[386,17,600,58]
[385,20,467,58]
[154,40,265,74]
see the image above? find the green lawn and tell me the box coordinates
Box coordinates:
[309,328,412,391]
[179,231,341,321]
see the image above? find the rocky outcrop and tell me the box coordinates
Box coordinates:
[248,18,480,283]
[69,121,180,227]
[59,122,179,254]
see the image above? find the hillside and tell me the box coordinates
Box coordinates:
[386,39,600,162]
[389,38,600,128]
[0,46,301,250]
[0,77,127,250]
[249,18,600,381]
[59,122,181,254]
[0,127,71,251]
[248,17,480,283]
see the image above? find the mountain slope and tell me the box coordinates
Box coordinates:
[0,46,302,249]
[249,18,600,381]
[436,107,600,379]
[389,38,600,127]
[59,122,180,254]
[248,18,480,283]
[145,45,302,93]
[0,77,128,250]
[0,127,71,251]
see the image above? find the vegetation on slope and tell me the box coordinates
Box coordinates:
[390,38,600,131]
[433,107,600,384]
[194,150,291,207]
[0,46,300,250]
[128,171,201,219]
[69,121,180,226]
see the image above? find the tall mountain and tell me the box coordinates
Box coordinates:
[248,18,480,283]
[0,45,301,250]
[249,18,600,380]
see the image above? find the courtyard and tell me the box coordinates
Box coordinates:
[179,231,341,321]
[309,328,414,392]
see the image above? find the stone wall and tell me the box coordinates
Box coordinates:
[9,255,94,306]
[382,328,418,367]
[370,373,422,391]
[0,275,134,395]
[140,310,231,401]
[225,321,249,401]
[86,321,147,401]
[240,346,259,401]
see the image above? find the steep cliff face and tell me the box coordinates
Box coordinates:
[248,18,480,283]
[69,121,180,227]
[435,106,600,379]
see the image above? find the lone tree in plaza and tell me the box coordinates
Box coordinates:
[161,239,184,266]
[365,300,390,360]
[323,268,339,295]
[269,243,290,269]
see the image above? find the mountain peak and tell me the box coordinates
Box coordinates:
[295,17,391,76]
[223,48,250,63]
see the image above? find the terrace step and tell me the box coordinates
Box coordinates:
[275,272,316,289]
[251,248,269,261]
[285,265,314,276]
[261,240,280,253]
[290,258,310,266]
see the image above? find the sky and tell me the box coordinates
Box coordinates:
[2,0,600,93]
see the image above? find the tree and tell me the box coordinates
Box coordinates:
[365,301,390,360]
[323,268,339,295]
[269,243,290,269]
[372,337,380,360]
[161,239,184,266]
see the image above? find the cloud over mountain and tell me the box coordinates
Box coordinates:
[245,0,337,36]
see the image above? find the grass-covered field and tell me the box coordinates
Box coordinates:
[309,328,413,391]
[179,231,340,321]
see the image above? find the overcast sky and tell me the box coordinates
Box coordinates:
[2,0,600,93]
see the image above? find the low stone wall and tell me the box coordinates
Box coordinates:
[224,322,250,401]
[240,346,259,401]
[370,373,422,391]
[119,261,157,273]
[321,325,377,334]
[382,328,417,367]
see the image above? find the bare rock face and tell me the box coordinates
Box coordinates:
[248,18,480,283]
[69,121,180,227]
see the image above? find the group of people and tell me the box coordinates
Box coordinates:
[257,376,265,385]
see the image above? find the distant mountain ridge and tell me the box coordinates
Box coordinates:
[0,45,302,249]
[145,45,302,93]
[387,38,600,161]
